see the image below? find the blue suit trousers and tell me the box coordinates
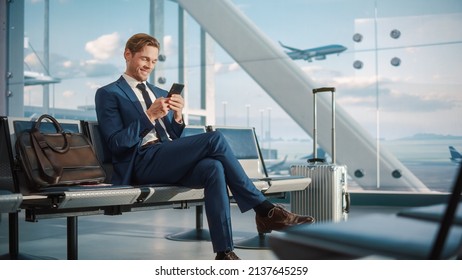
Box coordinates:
[132,131,267,252]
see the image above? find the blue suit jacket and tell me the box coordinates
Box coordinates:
[95,76,185,185]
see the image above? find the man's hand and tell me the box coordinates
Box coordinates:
[146,97,170,122]
[167,94,185,123]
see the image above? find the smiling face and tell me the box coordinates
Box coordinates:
[124,45,159,82]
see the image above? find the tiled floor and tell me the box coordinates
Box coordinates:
[0,204,403,260]
[0,203,279,260]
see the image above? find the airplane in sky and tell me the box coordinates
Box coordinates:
[449,146,462,164]
[279,41,347,62]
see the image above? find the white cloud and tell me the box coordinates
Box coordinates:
[85,32,120,61]
[213,62,242,74]
[332,75,377,89]
[214,62,223,73]
[62,60,73,68]
[86,82,103,91]
[163,35,173,56]
[228,62,240,72]
[62,90,75,98]
[81,60,119,77]
[24,53,41,67]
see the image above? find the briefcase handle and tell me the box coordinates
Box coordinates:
[31,114,70,154]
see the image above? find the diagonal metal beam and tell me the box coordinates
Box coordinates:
[178,0,427,191]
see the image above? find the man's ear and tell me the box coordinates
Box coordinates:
[123,49,131,61]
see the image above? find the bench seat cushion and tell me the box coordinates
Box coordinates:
[270,213,462,260]
[398,203,462,225]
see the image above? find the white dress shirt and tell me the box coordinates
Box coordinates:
[122,74,170,145]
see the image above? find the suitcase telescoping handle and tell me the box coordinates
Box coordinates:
[310,87,336,164]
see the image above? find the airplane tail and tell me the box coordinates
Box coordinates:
[449,146,462,162]
[278,41,302,52]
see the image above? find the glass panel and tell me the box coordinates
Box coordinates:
[22,0,462,193]
[375,0,462,192]
[228,0,462,193]
[24,0,151,119]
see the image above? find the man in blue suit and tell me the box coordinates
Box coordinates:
[95,33,314,260]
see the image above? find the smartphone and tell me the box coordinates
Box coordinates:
[167,83,184,97]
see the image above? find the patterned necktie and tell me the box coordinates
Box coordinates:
[136,83,169,142]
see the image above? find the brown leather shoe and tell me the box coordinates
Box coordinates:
[215,251,241,260]
[256,205,315,233]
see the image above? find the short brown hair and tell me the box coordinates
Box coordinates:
[125,33,160,53]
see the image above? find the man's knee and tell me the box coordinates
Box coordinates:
[200,158,224,174]
[207,131,229,152]
[197,159,226,185]
[208,130,224,142]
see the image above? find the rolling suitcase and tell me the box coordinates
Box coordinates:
[290,87,350,223]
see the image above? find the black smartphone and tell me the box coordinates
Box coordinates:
[167,83,184,97]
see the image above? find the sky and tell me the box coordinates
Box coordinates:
[22,0,462,141]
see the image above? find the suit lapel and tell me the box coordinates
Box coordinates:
[116,77,173,123]
[116,76,145,115]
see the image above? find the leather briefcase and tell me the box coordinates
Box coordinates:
[15,114,106,191]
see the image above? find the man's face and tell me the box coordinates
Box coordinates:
[124,45,159,82]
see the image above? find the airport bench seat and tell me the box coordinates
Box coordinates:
[209,126,310,195]
[6,117,143,213]
[1,116,311,259]
[0,127,23,214]
[83,122,311,207]
[83,122,310,248]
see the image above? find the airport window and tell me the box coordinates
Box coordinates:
[10,0,462,194]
